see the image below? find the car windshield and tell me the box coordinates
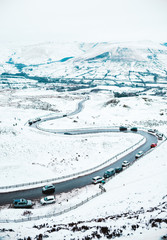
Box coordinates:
[93,177,99,180]
[20,199,27,203]
[44,197,48,201]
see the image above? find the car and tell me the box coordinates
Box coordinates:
[157,135,163,140]
[122,160,130,167]
[92,176,105,184]
[28,117,41,126]
[135,151,144,158]
[131,127,138,132]
[156,133,163,140]
[150,143,157,148]
[64,132,72,135]
[158,132,163,136]
[148,129,157,133]
[42,184,55,194]
[13,198,33,208]
[103,168,115,178]
[115,166,123,173]
[40,195,55,205]
[119,126,127,131]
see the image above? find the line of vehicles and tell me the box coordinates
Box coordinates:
[28,117,41,126]
[28,113,67,126]
[92,139,159,185]
[92,161,129,184]
[119,126,161,149]
[119,126,164,141]
[119,126,138,132]
[12,126,161,209]
[148,129,163,140]
[12,139,158,208]
[13,184,56,208]
[13,165,125,208]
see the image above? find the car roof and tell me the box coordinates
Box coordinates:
[93,176,101,179]
[13,198,25,203]
[106,168,114,171]
[45,184,54,188]
[46,195,55,199]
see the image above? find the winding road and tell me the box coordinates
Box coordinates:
[0,98,158,206]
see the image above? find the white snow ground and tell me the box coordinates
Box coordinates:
[0,86,167,240]
[0,90,144,187]
[0,41,167,240]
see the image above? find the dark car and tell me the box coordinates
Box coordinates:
[28,117,41,126]
[42,184,55,194]
[64,132,72,135]
[131,127,138,132]
[148,129,157,133]
[119,126,127,131]
[13,198,32,208]
[103,168,115,178]
[115,166,123,173]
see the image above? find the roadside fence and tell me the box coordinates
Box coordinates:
[0,136,146,190]
[0,135,166,223]
[0,191,104,223]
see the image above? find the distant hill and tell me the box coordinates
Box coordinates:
[0,41,167,90]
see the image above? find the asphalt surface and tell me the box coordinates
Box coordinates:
[0,98,158,206]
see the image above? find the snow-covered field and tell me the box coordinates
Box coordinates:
[0,89,145,187]
[0,139,167,240]
[0,42,167,240]
[0,86,167,240]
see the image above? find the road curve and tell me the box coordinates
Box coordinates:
[0,98,158,206]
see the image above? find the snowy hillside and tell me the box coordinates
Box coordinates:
[0,41,167,240]
[0,41,167,91]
